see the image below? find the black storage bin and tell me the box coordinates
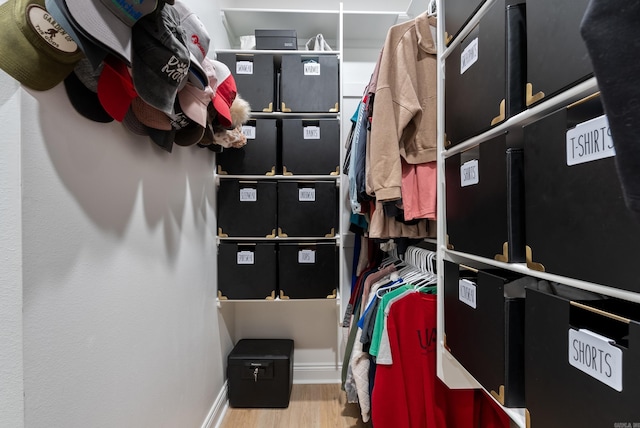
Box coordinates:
[216,119,278,176]
[217,179,277,238]
[277,180,337,238]
[523,93,640,293]
[218,242,277,300]
[445,131,525,262]
[255,29,297,50]
[227,339,294,408]
[281,118,340,176]
[444,261,532,408]
[525,283,640,427]
[279,54,339,113]
[216,53,276,113]
[278,242,338,299]
[525,0,592,107]
[445,0,526,147]
[444,0,487,45]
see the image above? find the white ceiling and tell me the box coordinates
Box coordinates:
[217,0,420,13]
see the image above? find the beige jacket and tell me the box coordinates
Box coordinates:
[368,13,438,202]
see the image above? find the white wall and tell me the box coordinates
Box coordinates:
[0,1,234,427]
[0,68,25,428]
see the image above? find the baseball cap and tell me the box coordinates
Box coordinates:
[132,5,190,115]
[131,96,173,130]
[65,0,158,64]
[0,0,83,91]
[172,1,209,90]
[97,55,137,121]
[122,108,149,136]
[64,58,113,123]
[45,0,107,70]
[211,60,237,129]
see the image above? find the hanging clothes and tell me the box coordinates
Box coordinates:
[368,12,438,203]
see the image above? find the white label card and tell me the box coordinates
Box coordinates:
[304,126,320,140]
[242,125,256,140]
[568,328,623,392]
[566,115,616,166]
[237,251,255,265]
[298,188,316,202]
[460,159,479,187]
[236,61,253,75]
[304,62,321,76]
[460,37,479,75]
[298,249,316,264]
[239,188,257,202]
[458,279,477,309]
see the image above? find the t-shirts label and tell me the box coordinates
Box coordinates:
[566,114,615,166]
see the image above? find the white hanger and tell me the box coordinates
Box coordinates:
[427,0,437,17]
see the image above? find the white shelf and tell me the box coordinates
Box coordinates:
[342,11,403,49]
[216,174,340,180]
[444,248,640,304]
[217,236,339,242]
[221,8,340,50]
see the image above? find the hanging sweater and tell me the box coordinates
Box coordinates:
[368,12,438,202]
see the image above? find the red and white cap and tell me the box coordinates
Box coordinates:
[211,59,237,129]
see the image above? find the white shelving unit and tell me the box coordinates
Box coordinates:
[435,0,639,426]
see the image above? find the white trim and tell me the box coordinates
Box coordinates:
[202,381,229,428]
[293,363,341,384]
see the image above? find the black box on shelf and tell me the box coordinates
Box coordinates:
[445,131,525,262]
[444,261,531,408]
[278,242,338,299]
[255,29,297,50]
[525,283,640,427]
[216,119,278,176]
[281,118,340,176]
[216,53,276,112]
[445,0,526,147]
[217,179,277,238]
[444,0,487,45]
[218,242,277,300]
[277,180,337,238]
[227,339,294,408]
[523,93,640,293]
[525,0,592,107]
[279,54,339,113]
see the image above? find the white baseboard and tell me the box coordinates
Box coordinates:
[293,363,341,384]
[201,381,229,428]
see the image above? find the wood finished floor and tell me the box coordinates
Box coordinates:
[219,384,372,428]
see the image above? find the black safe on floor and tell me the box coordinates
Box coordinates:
[227,339,294,408]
